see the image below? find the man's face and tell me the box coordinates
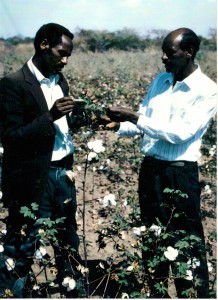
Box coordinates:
[43,34,73,75]
[161,34,188,77]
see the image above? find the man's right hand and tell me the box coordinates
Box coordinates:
[91,115,120,131]
[49,96,74,121]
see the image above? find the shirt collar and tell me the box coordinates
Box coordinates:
[27,57,60,85]
[182,64,201,87]
[164,64,201,87]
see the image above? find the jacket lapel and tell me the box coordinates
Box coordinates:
[22,63,49,113]
[58,73,69,96]
[22,63,69,112]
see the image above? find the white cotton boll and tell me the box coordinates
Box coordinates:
[87,141,94,150]
[93,167,97,172]
[77,166,82,171]
[67,278,76,291]
[109,197,116,206]
[150,224,162,236]
[103,194,116,206]
[0,244,4,252]
[187,257,200,269]
[39,246,47,256]
[209,145,216,156]
[185,270,193,280]
[140,226,146,232]
[49,282,55,287]
[87,140,105,153]
[102,197,109,207]
[164,246,179,261]
[33,284,40,290]
[207,262,213,272]
[132,227,142,237]
[122,199,128,207]
[87,152,98,161]
[126,265,134,271]
[204,185,212,195]
[121,292,129,298]
[106,159,111,165]
[5,258,15,271]
[34,249,43,259]
[34,246,47,259]
[62,276,71,287]
[0,191,2,200]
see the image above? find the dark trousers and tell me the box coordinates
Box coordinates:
[0,166,80,297]
[139,156,209,298]
[38,167,79,251]
[37,167,80,287]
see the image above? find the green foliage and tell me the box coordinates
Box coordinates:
[20,203,38,219]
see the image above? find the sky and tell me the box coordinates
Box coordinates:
[0,0,217,39]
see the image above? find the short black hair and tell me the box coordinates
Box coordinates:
[180,29,201,59]
[34,23,74,53]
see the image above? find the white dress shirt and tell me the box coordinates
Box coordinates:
[118,66,217,161]
[27,58,74,161]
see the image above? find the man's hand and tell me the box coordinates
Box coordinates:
[49,96,75,121]
[106,106,139,124]
[90,115,119,131]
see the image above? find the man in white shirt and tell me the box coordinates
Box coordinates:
[0,23,87,297]
[107,28,216,298]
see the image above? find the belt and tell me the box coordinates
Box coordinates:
[50,154,74,169]
[143,156,195,168]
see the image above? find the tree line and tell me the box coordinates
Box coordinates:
[0,28,217,52]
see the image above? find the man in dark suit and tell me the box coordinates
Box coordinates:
[0,23,84,297]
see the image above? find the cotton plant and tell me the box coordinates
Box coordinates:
[78,138,107,295]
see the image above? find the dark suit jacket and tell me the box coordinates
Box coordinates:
[0,63,69,208]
